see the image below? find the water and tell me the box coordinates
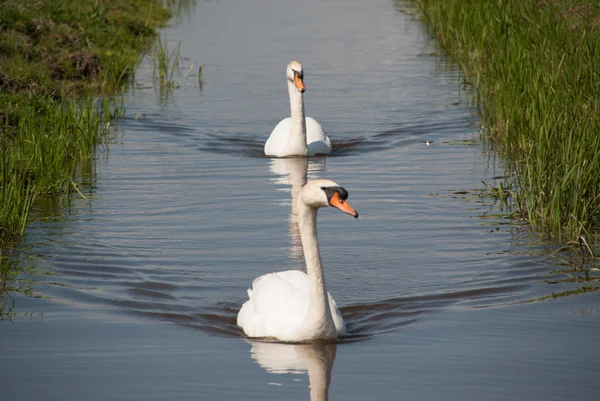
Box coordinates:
[2,0,599,400]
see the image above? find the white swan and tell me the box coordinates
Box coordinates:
[237,179,358,342]
[264,61,332,157]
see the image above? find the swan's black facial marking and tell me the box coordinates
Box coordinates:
[322,185,358,218]
[321,186,349,203]
[292,69,304,79]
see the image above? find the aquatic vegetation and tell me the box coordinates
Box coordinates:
[411,0,600,244]
[534,237,600,300]
[153,35,181,89]
[0,254,19,319]
[198,64,205,88]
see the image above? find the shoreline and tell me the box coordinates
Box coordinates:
[412,0,600,244]
[0,0,171,246]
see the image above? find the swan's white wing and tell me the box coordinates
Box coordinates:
[306,117,332,156]
[237,270,344,340]
[264,118,292,157]
[328,297,346,336]
[265,117,331,157]
[238,270,309,339]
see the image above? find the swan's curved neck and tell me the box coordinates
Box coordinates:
[297,197,336,338]
[286,80,308,155]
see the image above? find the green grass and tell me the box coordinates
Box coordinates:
[0,0,170,100]
[410,0,600,243]
[0,97,118,240]
[0,0,171,246]
[153,35,181,89]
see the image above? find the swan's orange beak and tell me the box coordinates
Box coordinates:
[329,192,358,218]
[294,74,306,92]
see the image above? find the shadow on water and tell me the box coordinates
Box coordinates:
[197,123,461,158]
[180,128,442,158]
[192,129,369,159]
[120,113,458,159]
[105,258,548,342]
[340,284,530,340]
[56,276,532,343]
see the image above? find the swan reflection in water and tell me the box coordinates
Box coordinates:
[248,340,337,401]
[268,157,327,266]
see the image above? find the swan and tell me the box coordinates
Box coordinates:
[264,61,332,157]
[237,179,358,342]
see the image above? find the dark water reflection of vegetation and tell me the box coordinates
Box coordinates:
[1,182,94,319]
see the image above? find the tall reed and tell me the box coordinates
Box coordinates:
[153,35,181,88]
[412,0,600,242]
[0,97,117,243]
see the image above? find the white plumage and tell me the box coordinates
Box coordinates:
[237,179,358,342]
[264,61,332,157]
[237,270,345,342]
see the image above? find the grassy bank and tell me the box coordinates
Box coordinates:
[411,0,600,242]
[0,0,170,245]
